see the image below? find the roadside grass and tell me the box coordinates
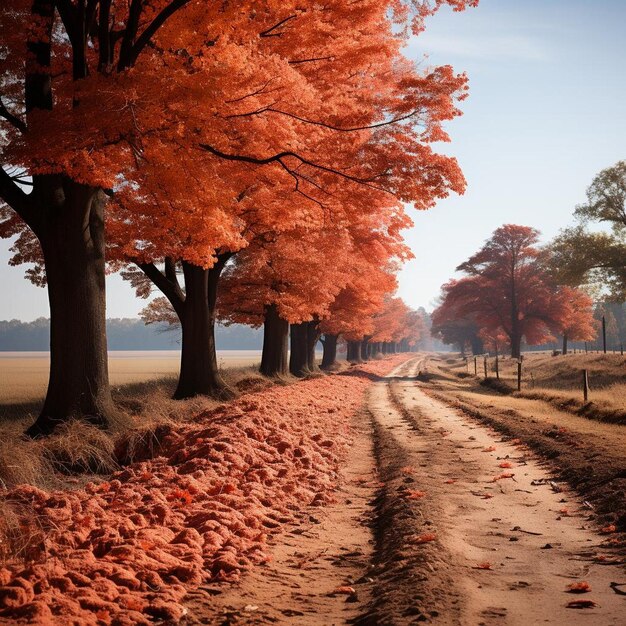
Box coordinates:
[0,364,302,495]
[443,351,626,423]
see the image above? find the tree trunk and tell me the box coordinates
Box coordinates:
[26,182,116,437]
[174,261,230,399]
[510,331,522,359]
[321,334,339,370]
[290,322,309,377]
[470,335,484,356]
[260,304,289,376]
[562,333,568,355]
[306,320,320,371]
[360,338,369,362]
[346,340,361,363]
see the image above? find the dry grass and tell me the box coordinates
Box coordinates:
[0,364,290,492]
[444,351,626,423]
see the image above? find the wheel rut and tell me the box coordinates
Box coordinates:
[365,356,626,625]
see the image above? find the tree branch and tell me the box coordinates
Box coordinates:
[0,98,26,133]
[123,0,192,69]
[0,167,36,226]
[259,15,297,37]
[137,261,185,315]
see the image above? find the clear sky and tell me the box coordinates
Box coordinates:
[1,0,625,320]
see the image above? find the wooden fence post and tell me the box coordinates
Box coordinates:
[582,369,589,403]
[517,360,522,391]
[495,353,500,380]
[602,316,607,354]
[474,356,477,376]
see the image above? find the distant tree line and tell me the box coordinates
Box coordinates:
[0,318,263,352]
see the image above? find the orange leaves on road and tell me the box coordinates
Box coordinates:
[444,479,457,484]
[473,562,493,570]
[566,581,591,594]
[482,446,496,452]
[491,472,515,482]
[333,586,356,595]
[406,490,427,500]
[166,489,194,506]
[498,461,513,469]
[600,524,617,534]
[413,533,437,544]
[401,466,416,475]
[566,600,598,609]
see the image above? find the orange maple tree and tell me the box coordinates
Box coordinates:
[1,0,476,432]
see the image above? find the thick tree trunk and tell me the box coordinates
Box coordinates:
[174,261,230,399]
[346,340,361,363]
[510,331,522,359]
[562,333,568,355]
[290,322,309,377]
[26,182,116,437]
[260,304,289,376]
[321,334,339,370]
[306,320,320,371]
[360,339,369,362]
[470,335,484,356]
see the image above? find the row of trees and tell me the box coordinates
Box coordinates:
[0,1,477,435]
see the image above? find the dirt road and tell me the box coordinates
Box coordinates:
[184,357,626,624]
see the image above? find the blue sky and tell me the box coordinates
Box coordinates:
[1,0,625,320]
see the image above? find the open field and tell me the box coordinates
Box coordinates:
[0,350,263,406]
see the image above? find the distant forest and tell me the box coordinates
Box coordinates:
[0,318,263,351]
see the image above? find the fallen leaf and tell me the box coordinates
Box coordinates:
[473,562,492,570]
[406,490,427,499]
[566,581,591,594]
[333,586,356,595]
[566,600,598,609]
[600,524,616,534]
[491,472,515,482]
[401,466,415,475]
[499,462,513,469]
[559,508,570,516]
[414,533,437,544]
[444,479,457,484]
[483,446,496,452]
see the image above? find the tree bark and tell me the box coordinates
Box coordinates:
[174,260,230,399]
[289,322,309,377]
[346,340,361,363]
[260,304,289,376]
[306,320,320,371]
[26,181,116,437]
[470,335,484,356]
[360,338,369,362]
[321,334,339,370]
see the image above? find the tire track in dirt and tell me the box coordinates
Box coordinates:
[364,356,626,625]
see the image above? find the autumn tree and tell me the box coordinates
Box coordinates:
[0,0,475,432]
[552,286,596,354]
[438,225,596,358]
[431,289,484,355]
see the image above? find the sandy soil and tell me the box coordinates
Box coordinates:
[376,358,626,624]
[182,356,626,625]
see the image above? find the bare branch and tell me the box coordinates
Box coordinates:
[0,98,26,133]
[259,15,297,38]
